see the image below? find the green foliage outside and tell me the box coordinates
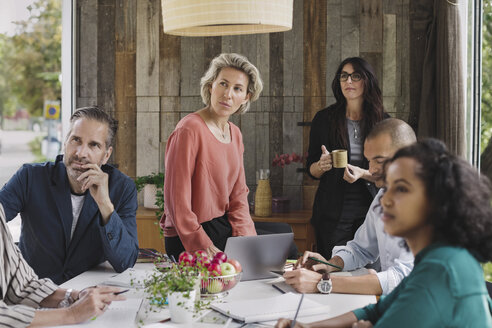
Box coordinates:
[28,135,47,163]
[0,0,61,119]
[484,262,492,282]
[482,3,492,283]
[482,1,492,152]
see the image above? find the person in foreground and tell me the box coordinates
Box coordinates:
[276,138,492,327]
[0,204,126,327]
[307,57,387,259]
[284,118,415,296]
[0,106,139,284]
[161,53,263,259]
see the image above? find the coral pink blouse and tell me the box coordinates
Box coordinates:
[160,113,256,251]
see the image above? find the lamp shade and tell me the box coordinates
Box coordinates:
[161,0,293,36]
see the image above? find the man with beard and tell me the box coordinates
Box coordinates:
[0,107,138,284]
[283,118,416,296]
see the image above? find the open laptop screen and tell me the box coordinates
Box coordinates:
[224,233,293,281]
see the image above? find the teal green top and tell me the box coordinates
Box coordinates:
[353,244,492,327]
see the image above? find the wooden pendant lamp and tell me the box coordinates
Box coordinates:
[161,0,293,36]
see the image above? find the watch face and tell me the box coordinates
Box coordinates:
[59,289,73,308]
[59,299,70,308]
[317,280,332,294]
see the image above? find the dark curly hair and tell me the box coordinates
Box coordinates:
[384,138,492,262]
[330,57,385,148]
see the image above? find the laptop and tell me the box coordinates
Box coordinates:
[224,233,294,281]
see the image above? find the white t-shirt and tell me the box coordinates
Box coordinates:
[70,194,86,239]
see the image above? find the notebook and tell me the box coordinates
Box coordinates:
[224,233,293,281]
[57,298,143,328]
[211,292,326,323]
[101,268,151,288]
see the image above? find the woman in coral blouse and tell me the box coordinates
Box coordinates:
[161,53,263,259]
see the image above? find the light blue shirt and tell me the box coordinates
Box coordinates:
[332,189,414,294]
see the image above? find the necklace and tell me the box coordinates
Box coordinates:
[204,107,229,140]
[349,120,360,139]
[211,120,228,139]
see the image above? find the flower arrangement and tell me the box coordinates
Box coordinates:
[143,250,242,316]
[145,264,200,303]
[272,152,306,168]
[143,257,208,322]
[144,252,208,305]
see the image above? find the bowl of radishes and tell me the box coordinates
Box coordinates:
[178,250,242,298]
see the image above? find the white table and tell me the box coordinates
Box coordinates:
[59,263,376,327]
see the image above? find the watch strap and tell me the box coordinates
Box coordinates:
[59,288,73,308]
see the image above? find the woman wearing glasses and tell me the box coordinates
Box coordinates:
[307,57,387,258]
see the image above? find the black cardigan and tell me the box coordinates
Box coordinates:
[306,105,380,231]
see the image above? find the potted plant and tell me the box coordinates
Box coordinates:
[144,260,208,324]
[134,172,164,217]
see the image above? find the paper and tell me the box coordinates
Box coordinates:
[58,298,143,328]
[272,281,297,294]
[211,292,327,323]
[101,268,151,288]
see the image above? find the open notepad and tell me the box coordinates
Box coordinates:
[101,268,151,288]
[211,292,327,323]
[57,298,143,328]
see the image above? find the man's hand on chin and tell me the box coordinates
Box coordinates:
[77,164,114,223]
[283,268,322,293]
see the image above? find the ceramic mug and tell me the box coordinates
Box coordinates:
[331,149,348,168]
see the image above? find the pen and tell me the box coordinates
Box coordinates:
[308,257,343,270]
[291,293,304,328]
[139,248,162,258]
[113,289,129,295]
[91,290,129,321]
[270,270,285,275]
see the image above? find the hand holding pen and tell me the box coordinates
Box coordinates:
[296,251,342,272]
[67,286,128,323]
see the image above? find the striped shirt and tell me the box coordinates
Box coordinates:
[0,204,58,327]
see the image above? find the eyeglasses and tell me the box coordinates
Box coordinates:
[339,72,362,82]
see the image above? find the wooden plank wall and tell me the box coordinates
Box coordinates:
[76,0,412,210]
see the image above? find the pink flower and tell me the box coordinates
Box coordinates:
[272,152,306,168]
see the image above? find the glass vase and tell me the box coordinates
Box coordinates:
[254,170,272,217]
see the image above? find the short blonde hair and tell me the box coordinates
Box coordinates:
[200,53,263,114]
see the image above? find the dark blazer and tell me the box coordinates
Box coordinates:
[307,105,379,247]
[0,155,138,284]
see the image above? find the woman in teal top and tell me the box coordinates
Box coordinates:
[276,139,492,328]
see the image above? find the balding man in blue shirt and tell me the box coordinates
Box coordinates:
[284,118,416,295]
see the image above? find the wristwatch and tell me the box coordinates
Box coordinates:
[316,273,332,294]
[58,288,74,308]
